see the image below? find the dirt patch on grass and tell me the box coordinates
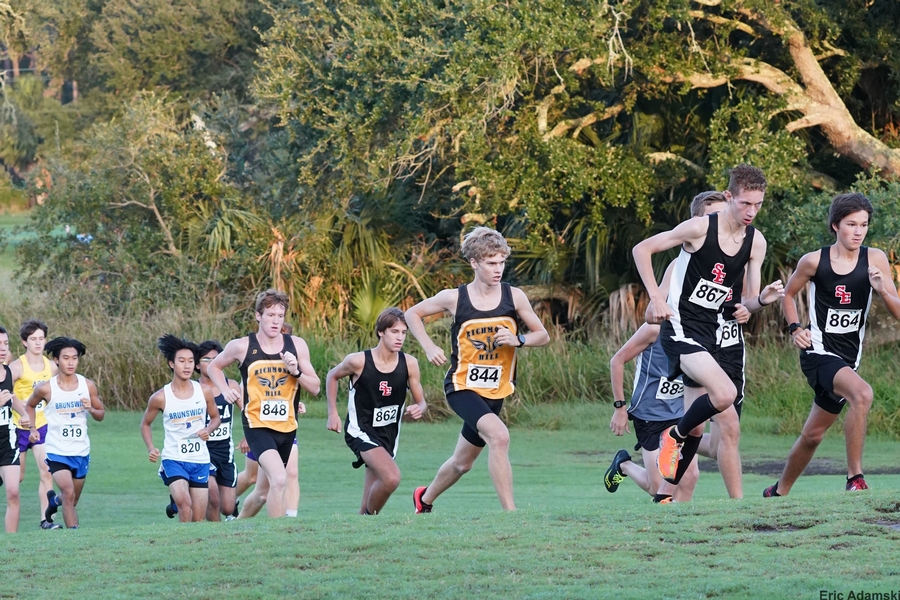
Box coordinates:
[698,457,900,477]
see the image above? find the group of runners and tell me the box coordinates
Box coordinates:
[1,166,894,530]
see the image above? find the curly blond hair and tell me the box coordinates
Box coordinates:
[460,227,511,262]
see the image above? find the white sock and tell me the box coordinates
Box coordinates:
[285,509,298,517]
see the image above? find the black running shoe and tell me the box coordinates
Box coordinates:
[40,519,61,530]
[232,499,240,518]
[45,490,60,522]
[165,494,178,519]
[604,449,631,493]
[762,483,781,498]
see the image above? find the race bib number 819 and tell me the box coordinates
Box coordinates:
[688,279,730,310]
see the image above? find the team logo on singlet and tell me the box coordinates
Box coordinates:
[379,381,392,396]
[835,285,852,304]
[711,263,726,284]
[259,374,288,389]
[468,328,502,361]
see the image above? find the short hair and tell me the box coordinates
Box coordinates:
[727,164,767,196]
[20,319,48,342]
[828,192,873,235]
[157,334,200,365]
[0,325,7,336]
[197,340,224,357]
[255,289,289,314]
[690,191,727,218]
[375,308,407,338]
[461,227,511,262]
[45,337,87,359]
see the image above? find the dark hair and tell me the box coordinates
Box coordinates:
[828,192,873,235]
[19,319,48,342]
[727,164,767,196]
[45,337,87,359]
[690,191,727,218]
[0,325,7,336]
[197,340,224,357]
[157,334,200,365]
[375,307,407,338]
[255,289,289,314]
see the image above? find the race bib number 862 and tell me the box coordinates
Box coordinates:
[372,405,399,427]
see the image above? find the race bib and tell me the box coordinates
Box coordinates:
[260,399,289,422]
[208,422,231,441]
[60,425,86,439]
[178,439,203,456]
[655,377,684,400]
[0,406,9,426]
[720,319,741,348]
[688,279,731,310]
[35,399,46,413]
[825,309,861,334]
[466,364,502,389]
[372,405,400,427]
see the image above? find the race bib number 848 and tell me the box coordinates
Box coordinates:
[260,400,289,422]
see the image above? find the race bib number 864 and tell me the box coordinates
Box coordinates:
[825,309,861,334]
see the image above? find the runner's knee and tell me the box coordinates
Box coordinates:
[847,383,873,410]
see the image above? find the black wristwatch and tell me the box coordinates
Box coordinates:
[517,333,526,347]
[788,322,803,335]
[613,400,627,409]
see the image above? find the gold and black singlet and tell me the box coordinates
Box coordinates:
[444,283,518,399]
[239,333,301,433]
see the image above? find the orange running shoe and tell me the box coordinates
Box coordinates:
[656,426,683,483]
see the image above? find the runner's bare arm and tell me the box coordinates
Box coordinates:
[140,391,166,462]
[325,353,365,433]
[405,355,427,419]
[633,218,708,322]
[291,336,320,396]
[783,251,820,349]
[609,323,660,436]
[738,233,784,313]
[24,381,50,432]
[405,289,459,366]
[868,248,900,319]
[197,385,220,441]
[645,260,677,324]
[2,390,29,429]
[495,288,550,348]
[85,379,105,422]
[208,338,249,405]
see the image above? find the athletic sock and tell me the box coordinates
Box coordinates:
[285,509,298,518]
[676,394,722,435]
[847,474,864,483]
[672,435,702,485]
[652,494,673,503]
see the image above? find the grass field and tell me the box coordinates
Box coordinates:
[1,406,898,599]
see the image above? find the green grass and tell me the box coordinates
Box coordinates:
[1,409,898,598]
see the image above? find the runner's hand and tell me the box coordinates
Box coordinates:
[223,388,241,405]
[760,280,785,306]
[296,401,306,415]
[148,447,160,463]
[493,327,517,347]
[645,297,673,324]
[792,327,812,349]
[327,412,342,433]
[81,396,91,410]
[609,408,630,436]
[29,429,39,443]
[238,438,250,454]
[405,404,425,420]
[425,344,447,366]
[197,428,210,441]
[17,413,30,429]
[280,351,300,375]
[0,390,10,405]
[733,304,751,324]
[868,266,888,295]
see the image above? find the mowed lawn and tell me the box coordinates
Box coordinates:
[1,406,899,599]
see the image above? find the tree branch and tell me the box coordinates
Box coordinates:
[110,170,181,257]
[543,104,624,141]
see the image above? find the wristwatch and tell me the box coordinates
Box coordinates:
[517,333,526,347]
[613,400,627,409]
[788,322,803,335]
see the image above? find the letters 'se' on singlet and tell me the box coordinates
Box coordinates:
[664,213,755,347]
[444,283,519,399]
[240,333,301,432]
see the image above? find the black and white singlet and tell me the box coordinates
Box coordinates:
[345,350,409,457]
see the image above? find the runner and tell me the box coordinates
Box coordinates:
[195,340,242,521]
[0,325,9,364]
[632,165,780,486]
[406,227,549,512]
[326,307,427,514]
[764,192,900,496]
[0,326,31,532]
[141,335,220,522]
[208,290,319,518]
[8,319,58,528]
[25,337,105,529]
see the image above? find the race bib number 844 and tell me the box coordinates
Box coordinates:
[466,364,502,389]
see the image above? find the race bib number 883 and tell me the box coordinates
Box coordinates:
[656,378,684,400]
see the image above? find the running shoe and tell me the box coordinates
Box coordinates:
[657,496,675,504]
[413,486,432,514]
[231,500,240,519]
[45,490,60,522]
[846,475,869,491]
[165,495,178,519]
[604,449,631,493]
[656,426,683,483]
[40,519,61,530]
[762,483,781,498]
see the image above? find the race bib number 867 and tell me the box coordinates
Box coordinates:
[688,279,730,310]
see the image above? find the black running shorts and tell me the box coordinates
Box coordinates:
[446,390,504,448]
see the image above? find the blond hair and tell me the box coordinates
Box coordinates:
[690,191,727,218]
[460,227,510,262]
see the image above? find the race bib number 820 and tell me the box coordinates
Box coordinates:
[466,364,502,389]
[688,279,730,310]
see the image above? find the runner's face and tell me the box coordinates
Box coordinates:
[56,347,79,376]
[700,201,727,218]
[23,329,46,355]
[198,350,218,378]
[0,333,8,364]
[725,189,765,226]
[379,322,408,352]
[471,253,506,286]
[834,210,869,250]
[257,305,286,339]
[169,349,196,382]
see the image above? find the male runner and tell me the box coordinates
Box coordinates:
[0,325,31,532]
[8,319,58,528]
[208,290,319,519]
[190,340,242,521]
[764,192,900,496]
[406,227,549,512]
[141,335,220,522]
[326,307,427,514]
[632,165,777,485]
[0,325,9,364]
[26,337,105,529]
